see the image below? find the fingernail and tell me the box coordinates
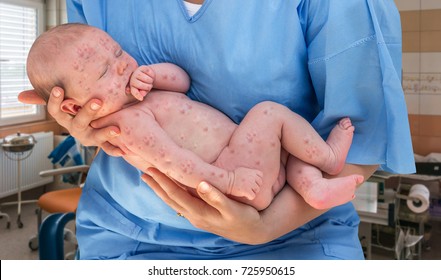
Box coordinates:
[140,174,149,182]
[91,102,101,110]
[198,182,210,194]
[145,168,153,176]
[109,129,119,137]
[53,89,61,97]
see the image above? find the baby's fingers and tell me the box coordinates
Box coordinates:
[130,87,145,101]
[136,71,154,84]
[131,77,153,91]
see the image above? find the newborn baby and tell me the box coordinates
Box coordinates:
[26,23,363,210]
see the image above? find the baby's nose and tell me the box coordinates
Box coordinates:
[117,60,128,75]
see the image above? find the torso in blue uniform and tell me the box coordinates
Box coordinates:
[70,0,415,259]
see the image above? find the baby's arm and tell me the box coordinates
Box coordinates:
[129,63,191,101]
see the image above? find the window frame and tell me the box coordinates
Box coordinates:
[0,0,45,126]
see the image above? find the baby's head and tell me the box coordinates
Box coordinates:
[27,23,138,117]
[27,23,89,103]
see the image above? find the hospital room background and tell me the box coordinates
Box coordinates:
[0,0,441,260]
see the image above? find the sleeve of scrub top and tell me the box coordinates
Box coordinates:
[298,0,415,174]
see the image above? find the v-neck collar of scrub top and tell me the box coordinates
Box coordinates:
[177,0,213,22]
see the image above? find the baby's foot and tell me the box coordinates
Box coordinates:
[229,167,263,200]
[303,174,364,210]
[322,117,354,175]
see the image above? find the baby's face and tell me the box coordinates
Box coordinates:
[61,27,138,117]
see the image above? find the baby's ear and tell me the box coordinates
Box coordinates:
[60,98,82,115]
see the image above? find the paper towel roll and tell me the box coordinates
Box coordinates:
[407,184,430,213]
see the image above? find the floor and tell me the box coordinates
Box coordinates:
[0,187,76,260]
[0,190,440,260]
[0,202,46,260]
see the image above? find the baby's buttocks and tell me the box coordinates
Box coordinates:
[146,91,237,163]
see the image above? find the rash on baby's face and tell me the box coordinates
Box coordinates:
[62,27,138,119]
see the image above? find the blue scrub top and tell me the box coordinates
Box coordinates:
[69,0,415,259]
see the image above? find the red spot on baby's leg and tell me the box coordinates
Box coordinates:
[143,135,155,147]
[180,160,194,174]
[246,132,254,143]
[159,148,166,158]
[123,126,132,136]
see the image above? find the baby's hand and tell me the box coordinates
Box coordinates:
[127,65,155,101]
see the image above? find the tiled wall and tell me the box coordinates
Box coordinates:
[395,0,441,155]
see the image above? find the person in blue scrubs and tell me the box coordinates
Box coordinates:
[20,0,415,259]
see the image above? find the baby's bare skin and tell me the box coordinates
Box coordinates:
[28,24,363,210]
[94,90,362,210]
[97,90,264,201]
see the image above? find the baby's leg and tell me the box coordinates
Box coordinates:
[286,155,364,209]
[273,104,353,175]
[322,118,354,175]
[215,102,288,204]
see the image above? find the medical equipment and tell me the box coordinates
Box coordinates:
[0,206,9,229]
[39,212,76,260]
[26,136,90,257]
[0,132,37,228]
[27,164,88,256]
[356,172,437,259]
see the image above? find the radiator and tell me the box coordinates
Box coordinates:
[0,131,54,199]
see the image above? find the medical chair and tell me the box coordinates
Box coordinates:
[39,212,76,259]
[28,164,89,259]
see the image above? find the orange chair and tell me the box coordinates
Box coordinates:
[28,164,89,256]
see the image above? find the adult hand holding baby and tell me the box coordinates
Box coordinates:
[18,88,124,157]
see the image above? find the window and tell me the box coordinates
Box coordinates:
[0,0,44,126]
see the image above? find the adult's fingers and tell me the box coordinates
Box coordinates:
[100,140,124,157]
[141,171,188,214]
[196,182,236,218]
[46,87,72,127]
[141,169,267,244]
[18,90,47,105]
[70,98,103,132]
